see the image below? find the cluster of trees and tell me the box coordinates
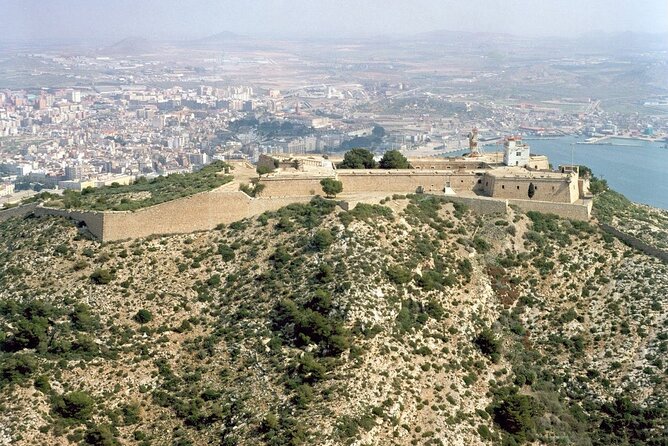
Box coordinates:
[337,148,409,170]
[50,161,233,211]
[395,298,445,333]
[488,386,540,444]
[271,290,351,356]
[578,165,608,194]
[474,328,502,363]
[339,125,385,150]
[0,300,104,391]
[239,182,266,197]
[227,118,310,138]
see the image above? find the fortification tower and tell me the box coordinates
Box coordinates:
[502,136,531,166]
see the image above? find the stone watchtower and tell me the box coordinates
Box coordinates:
[503,137,530,167]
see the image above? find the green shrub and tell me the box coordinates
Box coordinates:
[473,237,491,253]
[348,203,394,221]
[84,424,118,445]
[386,265,412,285]
[271,298,351,356]
[71,304,98,332]
[474,329,501,362]
[489,387,539,443]
[395,299,431,332]
[90,268,112,284]
[121,403,141,425]
[133,309,153,324]
[0,354,38,387]
[54,391,95,421]
[257,165,275,176]
[218,244,235,261]
[34,374,51,393]
[311,229,334,251]
[207,274,222,287]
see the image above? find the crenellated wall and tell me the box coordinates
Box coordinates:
[257,170,488,197]
[409,159,488,170]
[257,169,578,205]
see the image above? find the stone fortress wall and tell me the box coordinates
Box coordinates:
[258,170,486,197]
[257,167,581,208]
[337,170,485,195]
[34,206,106,236]
[481,173,579,203]
[35,188,311,241]
[30,147,593,241]
[33,176,591,241]
[0,203,38,223]
[257,175,328,197]
[508,198,593,221]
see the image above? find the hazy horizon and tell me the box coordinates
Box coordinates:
[2,0,667,43]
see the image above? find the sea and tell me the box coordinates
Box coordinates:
[452,135,668,210]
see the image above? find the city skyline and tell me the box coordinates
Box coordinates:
[2,0,668,42]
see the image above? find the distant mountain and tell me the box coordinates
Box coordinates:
[413,29,516,41]
[192,31,247,44]
[101,36,162,55]
[574,31,668,53]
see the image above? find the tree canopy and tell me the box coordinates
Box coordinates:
[379,150,410,169]
[338,148,376,169]
[372,125,386,138]
[320,178,343,198]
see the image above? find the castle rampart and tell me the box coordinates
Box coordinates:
[26,149,593,241]
[482,172,579,203]
[257,175,329,197]
[35,188,312,241]
[0,203,38,223]
[507,198,592,221]
[34,206,106,237]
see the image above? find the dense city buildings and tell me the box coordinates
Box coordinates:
[0,32,666,206]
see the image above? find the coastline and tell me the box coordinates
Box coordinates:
[576,134,664,146]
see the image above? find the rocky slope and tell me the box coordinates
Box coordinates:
[0,194,666,446]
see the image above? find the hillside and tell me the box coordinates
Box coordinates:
[0,194,666,446]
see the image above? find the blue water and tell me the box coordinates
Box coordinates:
[528,136,668,210]
[454,136,668,209]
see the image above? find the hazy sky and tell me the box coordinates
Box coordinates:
[2,0,667,41]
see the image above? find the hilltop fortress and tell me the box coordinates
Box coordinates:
[257,138,587,204]
[27,134,593,241]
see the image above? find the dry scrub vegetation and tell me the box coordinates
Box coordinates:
[0,194,666,446]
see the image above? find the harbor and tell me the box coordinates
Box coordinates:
[576,135,665,147]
